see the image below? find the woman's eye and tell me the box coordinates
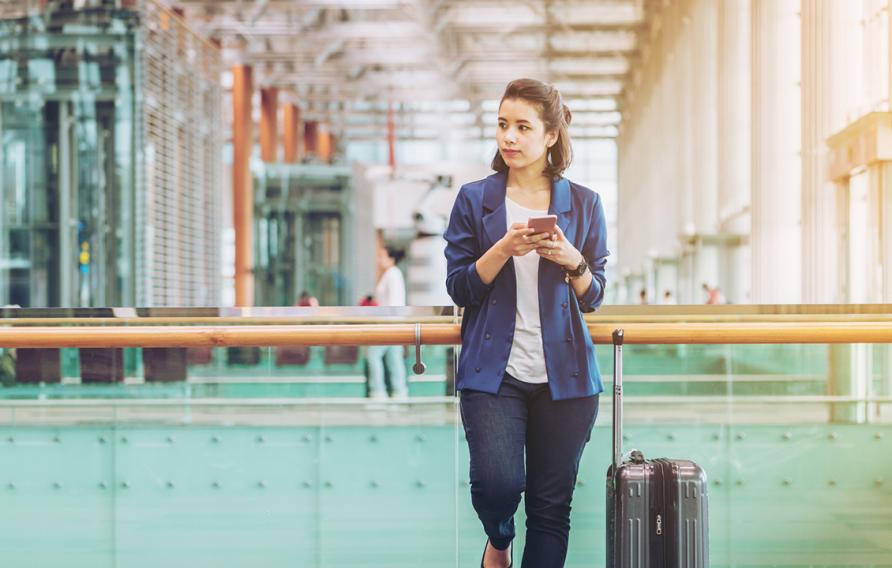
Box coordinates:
[498,122,507,129]
[519,125,529,131]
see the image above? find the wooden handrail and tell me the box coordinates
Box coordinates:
[2,321,892,348]
[6,313,892,327]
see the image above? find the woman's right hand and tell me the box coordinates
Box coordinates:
[498,223,552,257]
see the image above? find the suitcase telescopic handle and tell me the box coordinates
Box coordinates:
[612,329,624,475]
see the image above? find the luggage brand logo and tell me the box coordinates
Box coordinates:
[656,514,662,535]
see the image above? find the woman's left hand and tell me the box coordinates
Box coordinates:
[535,226,583,269]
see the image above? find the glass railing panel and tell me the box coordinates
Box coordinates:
[317,399,459,567]
[1,307,892,566]
[0,307,457,401]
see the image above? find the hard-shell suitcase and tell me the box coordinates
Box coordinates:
[606,329,709,567]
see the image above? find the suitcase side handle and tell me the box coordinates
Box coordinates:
[612,329,624,476]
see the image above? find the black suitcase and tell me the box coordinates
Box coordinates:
[606,329,709,567]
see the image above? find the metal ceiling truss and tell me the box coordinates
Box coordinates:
[172,0,651,140]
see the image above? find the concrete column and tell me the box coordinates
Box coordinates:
[800,0,851,303]
[259,87,278,162]
[303,120,318,157]
[317,124,332,163]
[232,64,254,307]
[691,0,718,236]
[283,103,301,163]
[750,0,802,303]
[689,0,721,300]
[717,0,751,304]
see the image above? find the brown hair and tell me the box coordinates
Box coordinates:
[491,78,573,178]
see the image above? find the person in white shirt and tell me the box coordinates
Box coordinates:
[367,245,409,400]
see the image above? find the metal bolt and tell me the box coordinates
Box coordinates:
[415,480,426,488]
[98,436,106,444]
[6,482,14,490]
[120,437,128,444]
[735,432,745,441]
[301,435,312,443]
[120,481,130,489]
[52,436,61,443]
[666,433,676,441]
[875,432,884,440]
[828,432,838,441]
[98,481,107,490]
[712,433,721,441]
[324,435,333,443]
[576,479,586,487]
[6,437,13,443]
[302,481,312,489]
[212,481,221,489]
[782,478,792,486]
[323,481,333,488]
[257,481,266,488]
[735,480,744,487]
[256,435,265,444]
[828,479,837,486]
[622,434,630,442]
[52,482,61,489]
[415,434,426,443]
[369,435,378,443]
[875,477,885,486]
[782,432,792,441]
[713,479,722,486]
[166,435,175,444]
[211,436,220,444]
[370,480,379,488]
[166,481,175,489]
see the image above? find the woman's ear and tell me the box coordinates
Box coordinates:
[545,130,558,148]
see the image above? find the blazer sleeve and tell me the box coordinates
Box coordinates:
[443,187,493,308]
[574,193,610,313]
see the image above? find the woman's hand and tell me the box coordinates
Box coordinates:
[536,226,583,269]
[499,223,552,257]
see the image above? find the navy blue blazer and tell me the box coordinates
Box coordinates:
[444,171,610,401]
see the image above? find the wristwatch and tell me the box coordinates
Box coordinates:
[563,258,589,283]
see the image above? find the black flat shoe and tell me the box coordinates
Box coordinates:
[480,539,512,568]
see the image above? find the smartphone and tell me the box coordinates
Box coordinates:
[527,214,557,236]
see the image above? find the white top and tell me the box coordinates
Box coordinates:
[504,196,548,384]
[376,265,406,307]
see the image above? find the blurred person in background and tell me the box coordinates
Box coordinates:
[366,245,408,400]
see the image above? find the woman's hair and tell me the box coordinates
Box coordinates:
[384,245,405,264]
[491,78,573,178]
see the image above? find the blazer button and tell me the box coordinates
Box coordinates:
[562,302,568,308]
[485,333,492,340]
[566,337,572,342]
[491,299,497,305]
[475,367,481,373]
[572,371,580,377]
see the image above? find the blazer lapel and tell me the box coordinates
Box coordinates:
[540,177,573,288]
[550,177,572,237]
[482,171,508,250]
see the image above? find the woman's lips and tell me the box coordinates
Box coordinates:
[502,149,520,156]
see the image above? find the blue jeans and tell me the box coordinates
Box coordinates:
[460,373,599,568]
[366,345,408,397]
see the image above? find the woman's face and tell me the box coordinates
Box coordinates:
[497,97,557,173]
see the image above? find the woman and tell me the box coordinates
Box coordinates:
[444,78,609,568]
[366,244,409,400]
